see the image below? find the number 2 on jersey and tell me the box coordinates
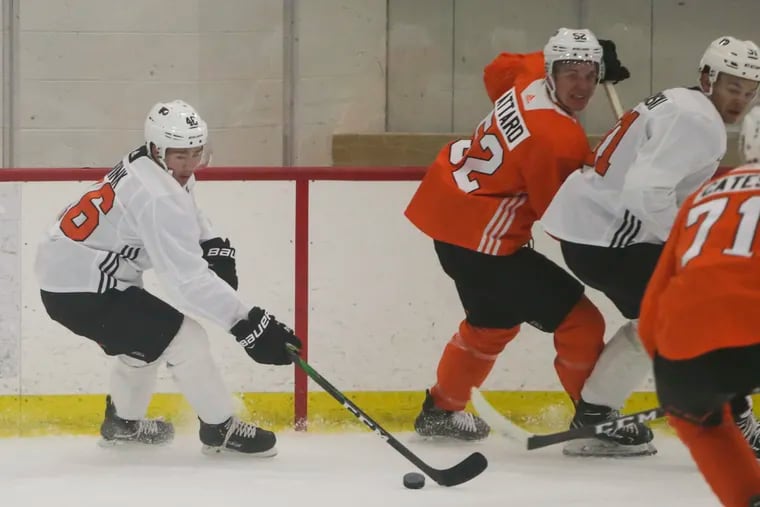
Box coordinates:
[591,110,640,177]
[681,195,760,266]
[59,182,115,241]
[449,114,504,193]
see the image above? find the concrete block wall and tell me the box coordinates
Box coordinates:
[4,0,384,167]
[294,0,386,165]
[0,1,6,166]
[0,1,757,167]
[387,0,760,136]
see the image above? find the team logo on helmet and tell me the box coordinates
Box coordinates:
[700,36,760,85]
[158,107,169,115]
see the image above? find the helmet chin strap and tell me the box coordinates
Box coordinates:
[544,62,599,116]
[545,75,558,102]
[145,141,209,189]
[152,155,185,187]
[703,70,717,96]
[147,142,171,172]
[544,76,575,116]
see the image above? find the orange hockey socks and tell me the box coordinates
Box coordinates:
[670,409,760,507]
[430,320,519,411]
[552,295,605,401]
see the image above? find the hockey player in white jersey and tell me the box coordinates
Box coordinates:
[541,36,760,457]
[35,99,301,455]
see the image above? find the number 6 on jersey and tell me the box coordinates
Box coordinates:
[59,182,115,241]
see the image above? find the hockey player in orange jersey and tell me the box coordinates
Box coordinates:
[639,165,760,507]
[405,28,630,441]
[714,105,760,460]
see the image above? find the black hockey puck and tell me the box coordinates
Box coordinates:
[403,472,425,489]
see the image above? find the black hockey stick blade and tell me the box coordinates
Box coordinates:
[526,406,666,450]
[286,344,487,486]
[421,451,488,487]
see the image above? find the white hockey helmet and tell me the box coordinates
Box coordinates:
[699,36,760,91]
[144,99,208,163]
[739,105,760,163]
[544,28,604,101]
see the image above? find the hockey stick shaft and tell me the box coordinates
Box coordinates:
[285,345,487,486]
[603,82,625,119]
[472,389,665,451]
[470,387,530,444]
[526,406,666,450]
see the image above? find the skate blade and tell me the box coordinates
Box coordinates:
[562,438,657,457]
[97,438,173,449]
[410,432,489,445]
[201,444,278,458]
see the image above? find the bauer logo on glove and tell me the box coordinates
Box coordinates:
[231,306,302,365]
[238,310,272,347]
[201,237,238,289]
[205,246,235,258]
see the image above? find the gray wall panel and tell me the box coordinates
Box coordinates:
[582,0,653,134]
[387,0,455,132]
[451,0,581,131]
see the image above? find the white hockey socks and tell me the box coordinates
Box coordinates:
[109,354,160,420]
[580,320,652,409]
[163,316,235,424]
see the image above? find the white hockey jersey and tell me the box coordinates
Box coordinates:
[541,87,726,246]
[35,145,248,331]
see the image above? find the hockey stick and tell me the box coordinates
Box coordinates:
[471,387,665,450]
[286,344,488,486]
[603,82,625,119]
[470,388,530,445]
[526,406,665,450]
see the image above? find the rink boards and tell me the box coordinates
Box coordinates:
[0,169,658,435]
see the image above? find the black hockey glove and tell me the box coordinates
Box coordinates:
[231,307,302,365]
[201,237,238,290]
[599,39,630,84]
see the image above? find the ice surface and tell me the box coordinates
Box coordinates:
[1,430,719,507]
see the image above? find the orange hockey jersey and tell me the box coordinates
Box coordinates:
[404,52,591,256]
[639,165,760,360]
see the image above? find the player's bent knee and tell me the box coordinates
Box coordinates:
[525,281,587,333]
[556,295,605,337]
[577,295,605,332]
[162,316,212,366]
